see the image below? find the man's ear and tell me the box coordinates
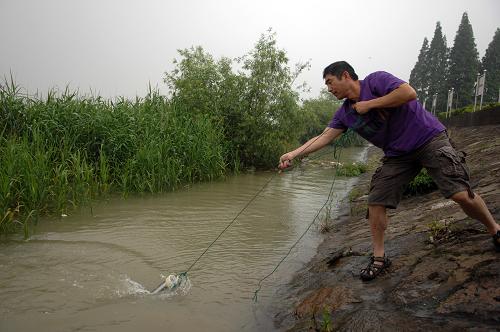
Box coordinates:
[342,71,351,80]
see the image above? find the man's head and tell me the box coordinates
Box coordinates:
[323,61,358,100]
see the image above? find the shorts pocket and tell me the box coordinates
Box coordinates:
[437,146,465,177]
[369,166,383,191]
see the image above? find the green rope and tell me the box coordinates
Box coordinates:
[177,128,352,298]
[181,128,335,276]
[253,135,348,302]
[182,173,276,275]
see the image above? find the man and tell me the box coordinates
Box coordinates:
[279,61,500,281]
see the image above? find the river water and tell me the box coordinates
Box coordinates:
[0,146,367,332]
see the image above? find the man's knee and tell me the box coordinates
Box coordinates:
[450,191,473,205]
[369,204,386,213]
[368,205,387,224]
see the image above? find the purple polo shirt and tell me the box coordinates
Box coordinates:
[328,71,445,156]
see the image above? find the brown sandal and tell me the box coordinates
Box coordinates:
[360,255,391,281]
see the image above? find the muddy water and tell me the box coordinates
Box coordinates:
[0,147,366,332]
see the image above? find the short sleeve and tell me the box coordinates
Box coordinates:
[365,71,406,97]
[328,105,348,130]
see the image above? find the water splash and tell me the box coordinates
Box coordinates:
[118,275,150,296]
[154,273,192,298]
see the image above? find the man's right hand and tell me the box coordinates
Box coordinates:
[279,152,295,170]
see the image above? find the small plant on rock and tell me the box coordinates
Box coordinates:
[427,219,451,243]
[320,306,334,332]
[319,206,334,233]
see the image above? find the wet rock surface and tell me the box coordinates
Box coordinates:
[274,117,500,331]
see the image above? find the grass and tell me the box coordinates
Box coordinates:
[348,187,365,202]
[427,219,452,244]
[319,206,335,233]
[335,162,367,177]
[0,81,226,236]
[320,307,334,332]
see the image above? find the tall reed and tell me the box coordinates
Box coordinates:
[0,81,226,236]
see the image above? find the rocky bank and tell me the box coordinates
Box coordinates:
[274,108,500,331]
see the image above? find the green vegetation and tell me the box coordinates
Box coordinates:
[0,82,226,235]
[426,22,449,112]
[446,13,480,108]
[481,28,500,104]
[427,219,452,244]
[335,162,367,177]
[437,102,500,120]
[165,31,309,169]
[300,90,341,142]
[300,91,365,147]
[409,37,430,101]
[320,307,334,332]
[319,206,334,234]
[348,187,364,202]
[403,168,438,197]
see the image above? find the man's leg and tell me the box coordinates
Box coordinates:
[363,154,419,281]
[360,204,392,280]
[451,191,500,235]
[368,204,388,258]
[417,131,500,249]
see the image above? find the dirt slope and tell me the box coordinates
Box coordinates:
[275,111,500,331]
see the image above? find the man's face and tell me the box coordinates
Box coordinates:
[324,73,348,100]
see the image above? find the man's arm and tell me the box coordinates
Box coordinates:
[353,83,417,115]
[279,127,344,169]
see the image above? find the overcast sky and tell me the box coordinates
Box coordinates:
[1,0,498,99]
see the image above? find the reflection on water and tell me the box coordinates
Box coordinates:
[0,146,367,332]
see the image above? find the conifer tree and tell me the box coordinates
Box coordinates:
[481,28,500,103]
[427,22,449,112]
[446,12,480,108]
[409,38,430,102]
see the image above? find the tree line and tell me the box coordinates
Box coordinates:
[409,12,500,112]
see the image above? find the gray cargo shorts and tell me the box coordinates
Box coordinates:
[368,131,473,210]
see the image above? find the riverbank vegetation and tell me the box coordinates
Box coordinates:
[437,102,500,120]
[0,31,363,235]
[0,82,226,236]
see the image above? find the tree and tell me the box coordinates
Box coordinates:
[409,38,430,102]
[238,30,307,168]
[300,89,341,143]
[164,30,307,169]
[446,12,480,108]
[164,46,236,119]
[481,28,500,103]
[427,22,449,112]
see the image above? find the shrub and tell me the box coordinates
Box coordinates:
[404,168,438,197]
[335,162,367,177]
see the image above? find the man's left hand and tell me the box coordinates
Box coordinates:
[353,101,371,115]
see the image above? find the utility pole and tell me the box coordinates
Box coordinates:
[479,70,486,111]
[446,88,454,118]
[473,73,480,112]
[431,93,437,116]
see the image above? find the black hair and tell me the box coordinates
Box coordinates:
[322,61,358,80]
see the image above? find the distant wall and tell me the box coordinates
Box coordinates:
[441,106,500,127]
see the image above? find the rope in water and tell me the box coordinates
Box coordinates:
[252,131,350,302]
[181,129,335,277]
[176,128,354,302]
[183,174,276,274]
